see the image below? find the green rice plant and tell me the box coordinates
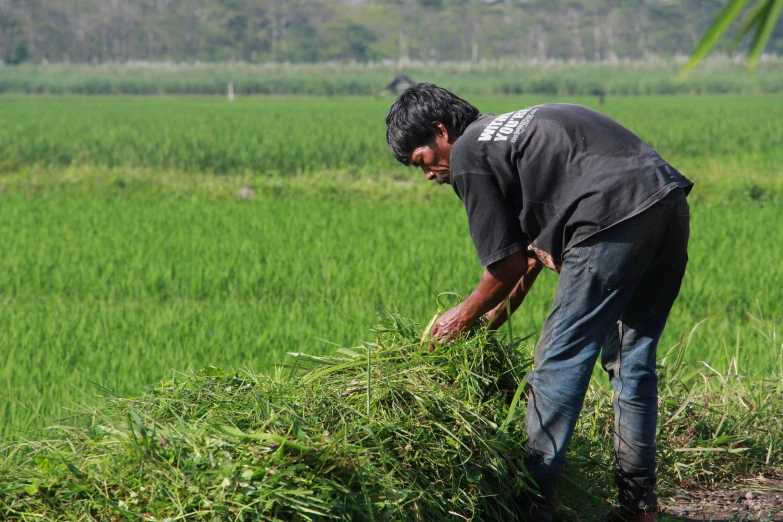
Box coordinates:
[1,95,781,175]
[0,164,781,440]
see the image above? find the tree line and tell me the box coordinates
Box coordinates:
[1,0,781,65]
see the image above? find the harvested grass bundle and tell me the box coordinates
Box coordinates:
[0,309,552,520]
[1,310,781,521]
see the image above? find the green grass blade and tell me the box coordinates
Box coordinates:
[366,344,372,418]
[500,375,528,432]
[505,295,513,342]
[212,425,309,453]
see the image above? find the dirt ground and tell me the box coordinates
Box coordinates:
[659,476,783,522]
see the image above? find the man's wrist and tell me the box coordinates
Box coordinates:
[458,298,483,330]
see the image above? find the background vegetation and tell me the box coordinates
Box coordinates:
[2,0,782,65]
[3,59,783,96]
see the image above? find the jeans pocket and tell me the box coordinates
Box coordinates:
[587,224,646,291]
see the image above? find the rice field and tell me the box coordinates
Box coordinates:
[0,94,782,445]
[2,95,783,175]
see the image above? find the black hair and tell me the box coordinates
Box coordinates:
[385,83,480,165]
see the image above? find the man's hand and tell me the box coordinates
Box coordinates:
[427,249,533,351]
[430,304,471,350]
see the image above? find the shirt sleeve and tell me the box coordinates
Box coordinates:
[453,173,527,268]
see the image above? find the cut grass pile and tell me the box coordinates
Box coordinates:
[2,311,782,521]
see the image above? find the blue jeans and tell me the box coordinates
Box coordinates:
[520,188,690,521]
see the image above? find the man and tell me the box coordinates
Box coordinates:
[385,84,692,522]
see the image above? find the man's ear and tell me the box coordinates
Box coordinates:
[432,121,450,143]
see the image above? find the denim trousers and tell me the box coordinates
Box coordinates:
[519,188,690,521]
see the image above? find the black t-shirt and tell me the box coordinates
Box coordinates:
[450,104,693,270]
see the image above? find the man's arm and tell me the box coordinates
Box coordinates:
[431,250,540,342]
[483,253,543,330]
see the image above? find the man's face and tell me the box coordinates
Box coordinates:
[409,122,453,185]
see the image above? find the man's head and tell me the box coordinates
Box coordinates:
[385,83,479,185]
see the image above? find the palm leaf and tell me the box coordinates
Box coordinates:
[680,0,783,80]
[727,0,773,52]
[677,0,751,82]
[747,0,783,71]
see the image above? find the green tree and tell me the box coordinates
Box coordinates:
[320,20,378,61]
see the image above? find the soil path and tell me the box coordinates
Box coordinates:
[659,476,783,522]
